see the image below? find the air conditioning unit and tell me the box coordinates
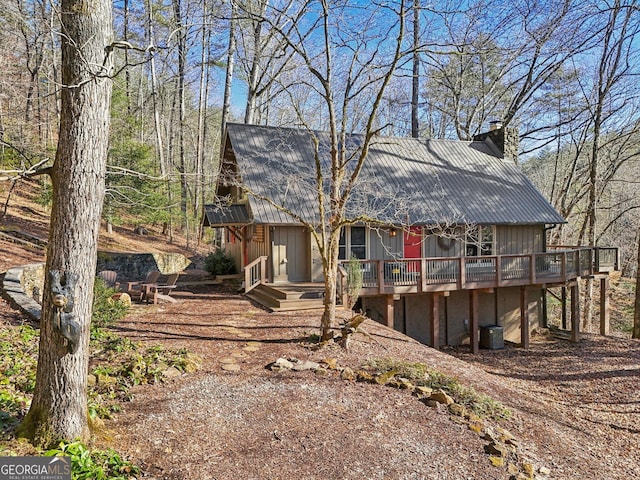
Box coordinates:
[480,326,504,349]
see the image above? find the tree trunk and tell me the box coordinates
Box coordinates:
[321,228,340,341]
[221,0,236,145]
[19,0,112,447]
[172,0,189,242]
[411,0,420,138]
[244,1,266,125]
[633,230,640,339]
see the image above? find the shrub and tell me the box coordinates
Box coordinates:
[45,441,139,480]
[92,278,129,330]
[204,249,237,276]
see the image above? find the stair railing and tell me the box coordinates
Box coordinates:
[244,256,268,293]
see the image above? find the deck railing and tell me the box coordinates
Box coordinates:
[244,255,268,293]
[342,246,617,296]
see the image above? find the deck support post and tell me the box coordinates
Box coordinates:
[384,294,394,329]
[561,287,567,330]
[469,290,479,354]
[520,286,529,349]
[600,276,610,336]
[430,293,440,350]
[570,283,580,342]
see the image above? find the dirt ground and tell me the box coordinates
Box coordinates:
[1,205,639,479]
[95,282,639,480]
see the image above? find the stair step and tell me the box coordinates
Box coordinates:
[246,284,327,311]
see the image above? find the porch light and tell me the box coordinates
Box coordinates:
[389,228,397,237]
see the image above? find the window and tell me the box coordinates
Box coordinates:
[465,226,494,257]
[339,226,367,260]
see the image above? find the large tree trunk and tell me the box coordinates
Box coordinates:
[634,230,640,339]
[411,0,420,138]
[18,0,112,446]
[321,227,341,341]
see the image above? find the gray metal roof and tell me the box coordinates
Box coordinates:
[203,203,252,226]
[220,123,565,226]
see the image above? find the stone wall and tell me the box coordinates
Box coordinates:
[96,251,191,280]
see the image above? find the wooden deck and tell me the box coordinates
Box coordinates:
[339,247,618,297]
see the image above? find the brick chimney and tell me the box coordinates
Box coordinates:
[473,121,519,163]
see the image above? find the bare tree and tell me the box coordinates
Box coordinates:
[18,0,113,445]
[223,0,409,340]
[634,230,640,338]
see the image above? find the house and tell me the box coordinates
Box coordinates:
[203,122,618,352]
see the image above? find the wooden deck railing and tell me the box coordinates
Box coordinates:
[244,255,268,293]
[343,246,618,296]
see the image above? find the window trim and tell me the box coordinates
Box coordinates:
[465,225,495,257]
[339,226,368,260]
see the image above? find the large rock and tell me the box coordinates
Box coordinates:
[429,389,454,405]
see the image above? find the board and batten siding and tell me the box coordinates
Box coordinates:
[368,229,402,260]
[496,225,545,255]
[271,226,310,282]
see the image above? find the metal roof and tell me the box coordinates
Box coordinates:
[219,123,565,226]
[202,203,252,227]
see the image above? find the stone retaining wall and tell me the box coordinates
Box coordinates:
[2,252,191,321]
[3,264,43,320]
[97,251,191,280]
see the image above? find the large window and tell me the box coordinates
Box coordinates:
[339,226,367,260]
[465,225,494,257]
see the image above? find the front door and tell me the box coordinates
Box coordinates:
[271,226,310,283]
[404,226,422,259]
[404,226,422,273]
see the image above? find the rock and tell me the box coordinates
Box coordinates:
[356,371,375,382]
[483,427,497,442]
[484,441,508,457]
[415,386,433,397]
[396,377,414,390]
[163,366,182,379]
[489,456,505,468]
[267,358,294,371]
[322,358,339,369]
[522,463,534,478]
[290,359,321,371]
[467,412,482,424]
[314,367,328,376]
[221,363,241,372]
[429,389,454,405]
[374,370,397,385]
[468,422,484,434]
[507,463,520,475]
[496,426,515,442]
[539,466,551,475]
[112,292,131,307]
[340,367,356,381]
[448,403,467,417]
[425,399,439,408]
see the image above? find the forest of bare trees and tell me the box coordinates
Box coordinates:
[1,0,637,262]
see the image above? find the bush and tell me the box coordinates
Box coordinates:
[45,441,139,480]
[92,278,129,330]
[204,249,237,276]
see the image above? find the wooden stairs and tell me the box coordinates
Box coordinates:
[245,283,327,312]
